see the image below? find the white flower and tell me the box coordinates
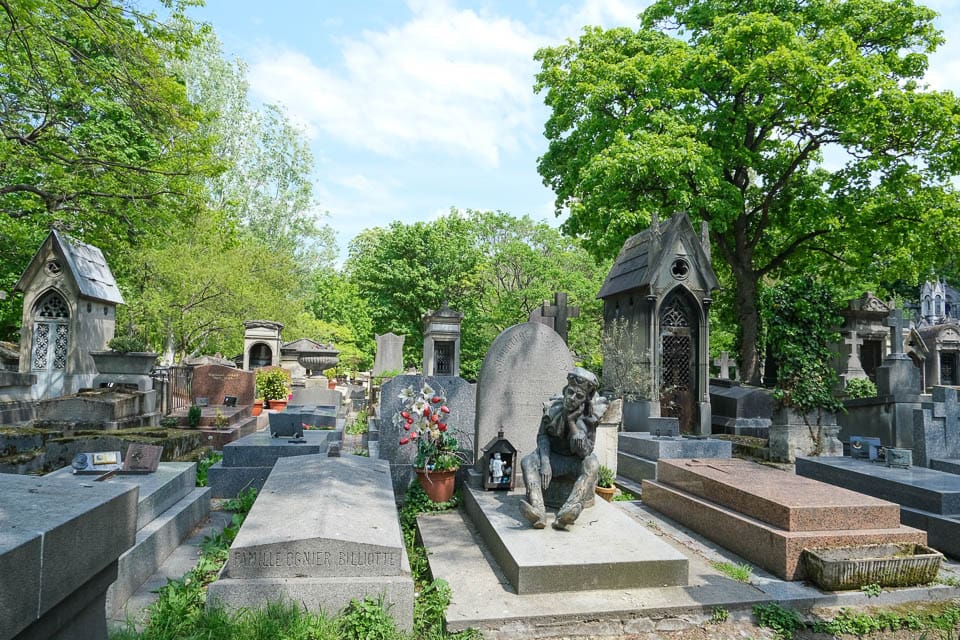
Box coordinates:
[397,386,414,401]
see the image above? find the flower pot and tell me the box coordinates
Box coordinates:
[90,351,158,376]
[415,468,457,503]
[252,400,264,417]
[595,485,616,502]
[268,398,288,411]
[328,379,337,390]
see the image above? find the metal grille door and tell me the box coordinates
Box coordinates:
[660,297,696,433]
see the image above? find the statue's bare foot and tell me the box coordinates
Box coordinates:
[552,502,582,530]
[519,500,546,529]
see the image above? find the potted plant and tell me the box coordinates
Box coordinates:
[595,465,616,501]
[323,367,337,389]
[90,332,158,376]
[252,397,264,417]
[396,382,464,502]
[256,367,291,411]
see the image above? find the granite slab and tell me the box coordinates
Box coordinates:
[221,430,341,468]
[656,458,902,531]
[795,456,960,516]
[641,479,925,580]
[618,434,732,461]
[462,483,688,594]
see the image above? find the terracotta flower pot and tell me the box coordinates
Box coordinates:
[595,485,616,502]
[252,400,264,417]
[268,398,288,411]
[415,468,457,503]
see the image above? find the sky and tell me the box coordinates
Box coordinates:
[176,0,960,262]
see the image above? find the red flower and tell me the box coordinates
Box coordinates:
[438,423,447,432]
[440,406,450,414]
[431,414,439,423]
[431,396,442,403]
[424,406,431,417]
[406,417,414,425]
[410,431,419,440]
[399,437,409,445]
[403,423,411,431]
[401,411,411,420]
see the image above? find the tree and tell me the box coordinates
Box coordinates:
[535,0,960,384]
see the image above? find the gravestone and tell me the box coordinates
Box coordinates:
[191,364,254,407]
[913,386,960,468]
[378,374,475,494]
[473,322,573,473]
[207,455,414,630]
[537,292,580,345]
[373,333,404,376]
[712,351,736,381]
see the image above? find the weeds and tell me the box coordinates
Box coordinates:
[346,409,369,435]
[612,490,636,501]
[861,582,883,597]
[711,560,752,583]
[710,607,729,624]
[753,602,805,639]
[195,451,222,487]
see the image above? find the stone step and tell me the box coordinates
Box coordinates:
[617,432,732,460]
[617,450,657,484]
[656,458,902,532]
[796,456,960,516]
[641,479,925,581]
[931,458,960,475]
[106,486,211,618]
[47,462,197,531]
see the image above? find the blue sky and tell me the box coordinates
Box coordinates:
[179,1,960,261]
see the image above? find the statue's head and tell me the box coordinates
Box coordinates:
[567,367,598,394]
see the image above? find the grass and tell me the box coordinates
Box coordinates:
[751,601,960,639]
[710,560,753,583]
[346,410,369,435]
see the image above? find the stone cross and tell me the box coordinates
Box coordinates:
[844,331,864,368]
[886,308,905,355]
[713,351,734,380]
[540,292,580,345]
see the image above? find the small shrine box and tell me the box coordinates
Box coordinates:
[482,428,517,490]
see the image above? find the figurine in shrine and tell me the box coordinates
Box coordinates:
[500,461,512,484]
[519,367,606,530]
[489,452,504,484]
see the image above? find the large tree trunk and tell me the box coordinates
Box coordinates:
[732,265,762,385]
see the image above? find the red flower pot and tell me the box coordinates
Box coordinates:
[415,468,457,503]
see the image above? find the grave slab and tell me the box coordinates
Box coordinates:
[617,433,732,485]
[656,458,901,532]
[462,481,687,594]
[207,454,413,630]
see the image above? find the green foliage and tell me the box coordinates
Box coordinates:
[223,487,258,516]
[255,367,290,401]
[612,490,636,502]
[107,334,149,353]
[187,405,202,429]
[845,377,879,399]
[753,602,805,639]
[213,409,228,429]
[338,595,398,640]
[862,582,883,597]
[195,452,222,487]
[710,607,729,624]
[596,465,615,488]
[760,277,843,415]
[346,410,369,436]
[534,0,960,384]
[711,561,753,583]
[159,416,179,428]
[601,316,652,401]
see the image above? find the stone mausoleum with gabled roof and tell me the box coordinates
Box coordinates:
[13,229,124,400]
[598,212,719,435]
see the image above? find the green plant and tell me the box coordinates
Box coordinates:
[323,366,337,379]
[396,382,465,472]
[195,452,222,487]
[346,409,369,435]
[596,464,615,488]
[753,602,805,639]
[256,367,291,401]
[612,490,636,501]
[213,409,228,429]
[107,333,148,353]
[223,487,258,515]
[711,560,752,583]
[337,594,398,640]
[159,416,178,428]
[352,446,369,457]
[710,607,729,624]
[862,582,883,597]
[602,317,652,401]
[187,404,202,429]
[845,377,878,399]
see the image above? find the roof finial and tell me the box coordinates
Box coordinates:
[650,210,660,237]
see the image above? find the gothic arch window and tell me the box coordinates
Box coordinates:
[923,296,932,316]
[936,296,943,316]
[32,290,70,370]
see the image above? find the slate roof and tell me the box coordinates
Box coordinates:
[15,229,124,304]
[597,212,718,299]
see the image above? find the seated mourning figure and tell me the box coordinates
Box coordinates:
[520,367,607,530]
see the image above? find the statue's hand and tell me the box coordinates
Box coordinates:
[540,455,552,489]
[571,432,589,458]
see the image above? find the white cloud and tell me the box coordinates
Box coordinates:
[247,1,546,167]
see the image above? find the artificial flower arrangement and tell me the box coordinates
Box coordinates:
[396,382,463,472]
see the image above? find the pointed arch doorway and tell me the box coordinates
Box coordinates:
[659,290,699,433]
[31,290,70,397]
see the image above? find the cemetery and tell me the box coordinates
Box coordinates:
[4,2,960,639]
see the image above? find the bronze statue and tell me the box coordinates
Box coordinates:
[519,367,606,530]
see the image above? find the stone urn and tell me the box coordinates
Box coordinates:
[90,351,158,376]
[296,347,340,376]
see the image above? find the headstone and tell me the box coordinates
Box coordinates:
[913,386,960,467]
[473,323,573,472]
[378,374,475,494]
[207,455,414,630]
[840,330,868,382]
[713,351,735,381]
[191,364,254,406]
[539,292,580,345]
[122,443,163,473]
[373,333,404,376]
[876,308,921,396]
[849,435,882,460]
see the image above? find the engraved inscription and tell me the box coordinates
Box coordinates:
[233,549,399,569]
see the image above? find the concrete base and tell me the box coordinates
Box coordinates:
[462,483,688,594]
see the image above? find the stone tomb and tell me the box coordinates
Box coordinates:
[0,473,136,640]
[461,483,687,594]
[207,429,343,498]
[617,430,732,484]
[207,455,414,630]
[373,332,404,376]
[642,458,925,580]
[913,386,960,470]
[191,364,254,407]
[796,456,960,558]
[473,322,572,473]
